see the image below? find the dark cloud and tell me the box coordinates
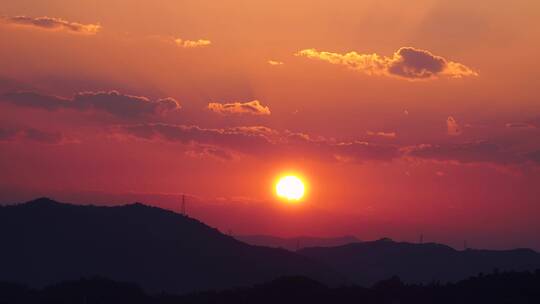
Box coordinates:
[2,90,180,119]
[0,77,36,95]
[115,123,400,163]
[332,141,401,162]
[74,91,180,119]
[2,91,71,110]
[404,141,534,165]
[23,128,65,144]
[0,128,18,141]
[185,145,237,161]
[526,150,540,164]
[117,123,273,155]
[1,15,101,34]
[388,47,446,79]
[0,127,66,145]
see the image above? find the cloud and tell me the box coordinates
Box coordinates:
[73,91,180,119]
[185,145,237,161]
[116,123,273,156]
[505,118,540,129]
[1,15,101,34]
[505,122,535,129]
[0,128,18,141]
[447,116,462,136]
[367,131,396,138]
[268,60,284,66]
[207,100,271,116]
[174,38,211,48]
[114,121,537,168]
[526,150,540,164]
[2,90,180,119]
[114,123,400,163]
[331,141,401,162]
[295,47,477,80]
[404,141,536,165]
[0,126,67,144]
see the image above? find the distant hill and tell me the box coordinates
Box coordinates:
[0,198,344,294]
[235,235,360,251]
[298,238,540,286]
[2,271,540,304]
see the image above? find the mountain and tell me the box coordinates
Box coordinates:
[3,198,538,294]
[298,238,540,286]
[0,198,344,294]
[235,235,360,251]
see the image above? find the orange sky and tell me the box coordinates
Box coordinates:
[1,0,540,250]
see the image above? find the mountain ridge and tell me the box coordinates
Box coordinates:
[0,198,345,294]
[298,238,540,286]
[235,234,361,251]
[3,197,540,292]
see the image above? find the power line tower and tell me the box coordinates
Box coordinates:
[419,234,424,244]
[464,240,468,250]
[181,194,186,216]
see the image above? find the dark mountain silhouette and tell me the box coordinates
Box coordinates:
[298,238,540,286]
[173,270,540,304]
[2,270,540,304]
[0,198,344,294]
[235,235,360,251]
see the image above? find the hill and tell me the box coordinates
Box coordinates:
[0,198,344,294]
[298,238,540,286]
[2,271,540,304]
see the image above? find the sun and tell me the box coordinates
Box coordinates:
[276,175,305,201]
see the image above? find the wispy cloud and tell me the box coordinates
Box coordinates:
[505,118,539,129]
[118,122,540,167]
[114,123,401,163]
[1,15,101,34]
[367,131,396,138]
[174,38,211,48]
[295,47,477,80]
[268,60,284,66]
[208,100,271,116]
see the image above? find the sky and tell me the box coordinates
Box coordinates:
[1,0,540,250]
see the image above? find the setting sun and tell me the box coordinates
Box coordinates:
[276,175,305,201]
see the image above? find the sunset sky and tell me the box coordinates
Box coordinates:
[1,0,540,250]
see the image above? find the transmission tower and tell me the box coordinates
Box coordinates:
[181,194,186,216]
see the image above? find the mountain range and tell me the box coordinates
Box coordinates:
[1,198,539,294]
[235,235,360,251]
[299,238,540,285]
